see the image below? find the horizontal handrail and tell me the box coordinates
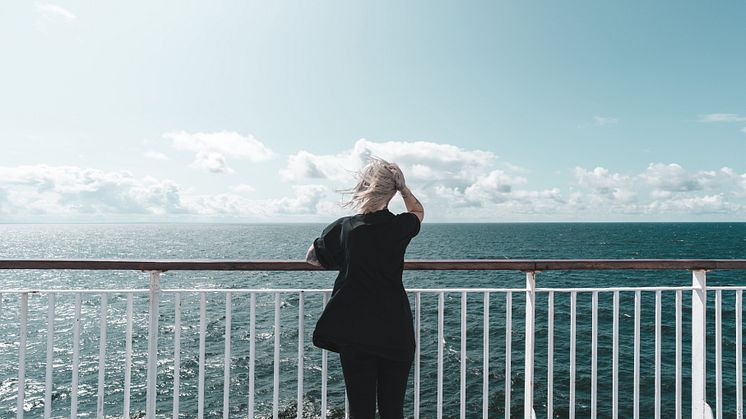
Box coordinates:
[0,258,746,270]
[3,260,745,418]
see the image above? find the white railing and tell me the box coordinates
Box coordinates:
[1,259,746,418]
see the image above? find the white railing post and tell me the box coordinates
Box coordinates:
[737,290,743,418]
[612,291,619,419]
[415,291,422,419]
[17,292,28,419]
[524,271,536,419]
[297,291,304,419]
[249,292,257,419]
[633,290,640,419]
[224,292,233,419]
[548,291,554,419]
[483,291,490,419]
[146,271,162,419]
[675,291,682,419]
[124,293,134,418]
[71,293,81,418]
[460,291,467,419]
[570,291,577,419]
[44,293,55,419]
[592,291,598,419]
[505,291,512,419]
[692,269,711,418]
[96,293,108,419]
[172,292,181,419]
[437,292,445,419]
[198,292,207,419]
[273,291,281,419]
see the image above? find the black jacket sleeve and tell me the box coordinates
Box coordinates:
[313,218,345,269]
[394,212,421,240]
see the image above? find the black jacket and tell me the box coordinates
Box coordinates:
[312,208,421,361]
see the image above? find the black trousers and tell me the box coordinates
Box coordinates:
[339,348,412,419]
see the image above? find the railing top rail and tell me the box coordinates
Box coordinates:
[0,259,745,271]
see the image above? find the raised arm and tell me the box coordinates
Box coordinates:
[388,163,424,222]
[400,186,424,222]
[305,243,322,267]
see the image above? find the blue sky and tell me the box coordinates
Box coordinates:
[1,1,745,222]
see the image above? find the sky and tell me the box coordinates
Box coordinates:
[1,1,745,222]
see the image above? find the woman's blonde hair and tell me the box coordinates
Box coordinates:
[343,157,403,213]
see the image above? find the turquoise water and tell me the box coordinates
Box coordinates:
[0,223,745,417]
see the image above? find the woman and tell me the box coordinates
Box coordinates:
[306,158,424,419]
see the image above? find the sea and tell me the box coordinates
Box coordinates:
[1,222,745,418]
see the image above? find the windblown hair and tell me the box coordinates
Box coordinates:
[343,157,403,213]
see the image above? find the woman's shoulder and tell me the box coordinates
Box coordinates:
[393,211,420,224]
[326,215,352,227]
[392,211,421,237]
[319,216,351,238]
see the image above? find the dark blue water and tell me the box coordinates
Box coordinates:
[0,223,745,418]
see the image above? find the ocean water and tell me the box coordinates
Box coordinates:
[0,222,745,418]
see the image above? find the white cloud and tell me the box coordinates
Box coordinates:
[281,138,495,189]
[0,165,186,215]
[699,114,746,135]
[720,167,746,195]
[230,184,255,193]
[144,151,169,161]
[575,166,627,189]
[424,168,564,215]
[642,165,746,214]
[164,131,274,174]
[462,170,527,203]
[699,113,746,123]
[574,167,635,203]
[640,163,720,193]
[507,188,566,213]
[647,194,736,214]
[593,116,619,126]
[280,139,569,214]
[570,164,746,216]
[2,157,746,221]
[273,185,328,214]
[184,184,330,217]
[35,2,76,21]
[280,140,746,220]
[181,193,262,217]
[193,151,231,173]
[503,162,530,174]
[0,164,335,219]
[280,150,352,182]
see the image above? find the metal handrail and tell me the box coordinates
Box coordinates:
[2,259,744,418]
[1,258,746,270]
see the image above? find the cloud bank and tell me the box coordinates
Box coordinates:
[164,131,274,174]
[2,139,745,221]
[0,165,185,216]
[0,165,330,221]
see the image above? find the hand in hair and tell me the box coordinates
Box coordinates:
[388,164,424,222]
[386,163,407,191]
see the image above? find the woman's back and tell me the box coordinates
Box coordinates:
[312,208,420,361]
